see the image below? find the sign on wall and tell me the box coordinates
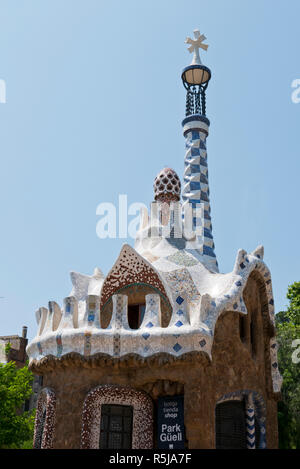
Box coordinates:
[157,395,185,449]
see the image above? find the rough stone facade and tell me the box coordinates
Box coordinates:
[0,334,27,368]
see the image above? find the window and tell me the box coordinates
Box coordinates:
[99,405,133,449]
[216,401,247,449]
[250,320,255,355]
[24,399,30,412]
[239,315,246,343]
[127,304,145,329]
[250,312,258,359]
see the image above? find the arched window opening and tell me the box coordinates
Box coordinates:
[242,272,269,366]
[101,283,171,329]
[99,404,133,449]
[128,303,146,329]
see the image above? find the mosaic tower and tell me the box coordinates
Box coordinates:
[181,30,218,272]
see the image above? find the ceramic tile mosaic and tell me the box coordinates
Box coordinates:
[154,167,181,202]
[27,243,282,394]
[181,115,218,272]
[100,245,169,308]
[81,385,153,449]
[245,396,256,449]
[33,388,56,449]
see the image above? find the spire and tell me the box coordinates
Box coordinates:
[181,30,218,272]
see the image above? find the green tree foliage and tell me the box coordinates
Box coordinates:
[0,359,35,448]
[276,281,300,449]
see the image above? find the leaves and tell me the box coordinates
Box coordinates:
[0,360,35,448]
[276,281,300,449]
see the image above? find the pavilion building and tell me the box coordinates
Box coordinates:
[26,30,282,449]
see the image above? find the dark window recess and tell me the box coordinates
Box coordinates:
[99,404,133,449]
[255,416,261,447]
[216,400,247,449]
[38,375,44,386]
[250,319,256,358]
[239,316,246,343]
[128,304,146,329]
[24,399,30,412]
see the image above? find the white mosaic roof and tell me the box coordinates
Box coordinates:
[26,207,282,394]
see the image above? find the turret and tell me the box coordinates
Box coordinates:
[181,30,218,272]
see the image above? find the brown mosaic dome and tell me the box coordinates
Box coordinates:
[154,167,181,202]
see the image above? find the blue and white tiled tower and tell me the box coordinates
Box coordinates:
[181,30,218,272]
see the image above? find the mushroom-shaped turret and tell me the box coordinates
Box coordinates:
[153,167,181,203]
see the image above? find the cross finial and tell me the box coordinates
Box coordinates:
[185,29,208,65]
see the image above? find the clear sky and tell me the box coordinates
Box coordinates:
[0,0,299,340]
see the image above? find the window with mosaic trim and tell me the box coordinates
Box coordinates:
[99,405,133,449]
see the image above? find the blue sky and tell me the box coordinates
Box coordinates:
[0,0,299,340]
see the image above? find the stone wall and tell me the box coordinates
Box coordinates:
[0,335,27,367]
[36,345,278,448]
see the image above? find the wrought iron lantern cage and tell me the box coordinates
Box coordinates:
[181,64,211,117]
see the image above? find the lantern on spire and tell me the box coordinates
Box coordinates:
[181,30,211,116]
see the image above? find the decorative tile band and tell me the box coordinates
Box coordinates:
[37,341,43,355]
[56,333,62,357]
[33,388,56,449]
[245,394,255,449]
[84,331,92,357]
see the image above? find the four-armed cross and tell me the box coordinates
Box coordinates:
[185,30,208,65]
